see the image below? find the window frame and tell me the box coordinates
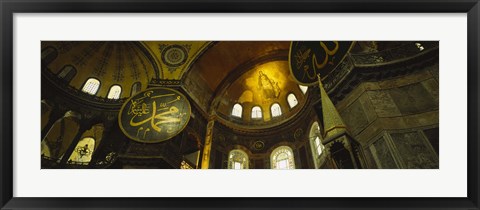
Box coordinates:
[270,102,282,118]
[81,77,101,96]
[251,105,263,120]
[231,103,243,118]
[107,84,122,99]
[287,92,299,109]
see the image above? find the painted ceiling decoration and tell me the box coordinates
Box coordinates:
[140,41,212,80]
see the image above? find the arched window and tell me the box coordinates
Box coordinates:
[41,47,57,65]
[81,78,100,95]
[299,85,308,94]
[271,146,295,169]
[251,106,262,119]
[67,137,95,164]
[232,103,243,118]
[228,149,249,169]
[107,85,122,99]
[270,103,282,117]
[131,82,141,96]
[57,65,76,83]
[287,93,298,108]
[309,122,325,168]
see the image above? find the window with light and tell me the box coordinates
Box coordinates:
[228,149,249,169]
[81,78,100,95]
[299,85,308,94]
[270,103,282,117]
[67,137,95,165]
[107,85,122,99]
[287,93,298,108]
[271,146,295,169]
[251,106,262,119]
[232,103,243,118]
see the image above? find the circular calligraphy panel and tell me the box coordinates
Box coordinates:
[289,41,354,85]
[118,87,191,143]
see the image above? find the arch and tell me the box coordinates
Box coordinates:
[270,146,295,169]
[67,123,105,165]
[57,65,77,83]
[131,82,142,96]
[251,106,262,119]
[107,85,122,99]
[299,85,308,94]
[41,111,82,160]
[270,103,282,117]
[287,93,298,108]
[228,149,249,169]
[231,103,243,118]
[67,137,95,164]
[81,78,101,95]
[309,121,325,168]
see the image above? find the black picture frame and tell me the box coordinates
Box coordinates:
[1,0,479,209]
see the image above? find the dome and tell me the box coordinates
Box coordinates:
[41,41,157,100]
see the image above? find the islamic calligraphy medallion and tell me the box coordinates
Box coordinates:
[118,87,191,143]
[289,41,354,85]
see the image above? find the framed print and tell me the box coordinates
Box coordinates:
[1,0,479,209]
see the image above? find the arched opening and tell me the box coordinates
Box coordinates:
[107,85,122,99]
[287,93,298,108]
[81,78,101,95]
[271,146,295,169]
[231,103,243,118]
[228,149,249,169]
[309,121,325,168]
[251,106,262,119]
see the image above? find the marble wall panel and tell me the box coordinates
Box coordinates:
[370,136,398,169]
[389,131,438,169]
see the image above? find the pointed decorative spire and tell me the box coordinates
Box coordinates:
[318,74,347,141]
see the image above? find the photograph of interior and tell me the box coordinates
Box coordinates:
[40,41,439,169]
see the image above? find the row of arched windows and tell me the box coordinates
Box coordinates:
[227,121,325,169]
[228,146,296,169]
[54,65,142,99]
[231,85,308,119]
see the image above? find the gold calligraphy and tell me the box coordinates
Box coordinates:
[289,41,353,85]
[118,88,191,143]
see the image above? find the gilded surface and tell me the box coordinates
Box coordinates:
[118,87,191,143]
